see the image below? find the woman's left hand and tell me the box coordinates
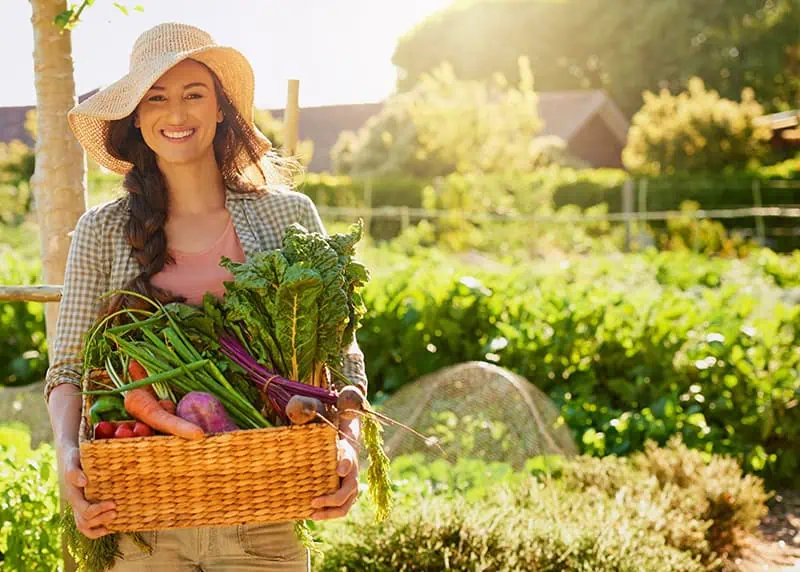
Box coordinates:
[310,438,360,520]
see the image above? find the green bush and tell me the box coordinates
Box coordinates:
[622,77,772,175]
[561,435,769,566]
[357,249,800,484]
[0,423,62,570]
[0,249,47,387]
[317,442,773,571]
[317,494,705,572]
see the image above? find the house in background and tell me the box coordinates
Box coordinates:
[0,89,98,147]
[754,109,800,156]
[269,90,630,172]
[1,89,629,171]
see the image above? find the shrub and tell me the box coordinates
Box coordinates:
[0,423,62,571]
[622,77,772,175]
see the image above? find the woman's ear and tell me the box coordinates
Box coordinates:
[217,108,224,123]
[133,113,141,129]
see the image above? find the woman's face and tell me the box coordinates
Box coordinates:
[134,59,223,168]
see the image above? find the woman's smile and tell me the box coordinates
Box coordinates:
[161,127,197,142]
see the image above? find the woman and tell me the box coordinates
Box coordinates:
[44,22,367,570]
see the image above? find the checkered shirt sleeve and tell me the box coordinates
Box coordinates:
[43,208,108,403]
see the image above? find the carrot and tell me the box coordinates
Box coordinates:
[128,359,148,381]
[124,388,204,440]
[159,399,177,415]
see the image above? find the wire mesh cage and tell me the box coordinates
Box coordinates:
[375,361,577,468]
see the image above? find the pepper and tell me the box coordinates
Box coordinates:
[89,395,128,424]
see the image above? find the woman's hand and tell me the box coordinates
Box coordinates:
[60,445,117,538]
[310,438,360,520]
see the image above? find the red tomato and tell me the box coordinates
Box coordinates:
[114,423,136,439]
[133,422,154,437]
[94,421,117,440]
[128,359,148,381]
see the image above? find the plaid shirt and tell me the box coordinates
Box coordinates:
[43,187,368,403]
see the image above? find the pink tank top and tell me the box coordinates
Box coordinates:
[151,214,246,306]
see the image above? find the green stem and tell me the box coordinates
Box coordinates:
[79,360,211,395]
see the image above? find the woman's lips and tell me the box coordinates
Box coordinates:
[161,128,196,142]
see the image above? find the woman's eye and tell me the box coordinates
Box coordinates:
[186,93,203,100]
[147,95,165,102]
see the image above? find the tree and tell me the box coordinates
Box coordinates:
[622,77,772,175]
[331,58,576,178]
[30,0,87,343]
[392,0,800,116]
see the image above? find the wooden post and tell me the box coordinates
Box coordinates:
[752,179,766,245]
[363,178,373,239]
[401,206,410,234]
[283,79,299,157]
[622,178,634,252]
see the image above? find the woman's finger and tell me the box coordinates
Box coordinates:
[80,525,112,539]
[311,473,358,509]
[83,508,118,529]
[311,491,358,521]
[83,500,117,521]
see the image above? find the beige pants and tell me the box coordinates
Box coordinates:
[110,522,309,571]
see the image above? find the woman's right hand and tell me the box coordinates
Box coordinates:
[61,445,117,538]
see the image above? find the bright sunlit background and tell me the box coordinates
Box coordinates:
[1,0,452,108]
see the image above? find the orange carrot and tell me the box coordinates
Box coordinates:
[159,399,177,415]
[128,359,148,381]
[124,388,204,440]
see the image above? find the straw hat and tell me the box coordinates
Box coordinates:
[68,22,270,175]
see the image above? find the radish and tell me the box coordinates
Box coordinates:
[94,421,116,440]
[285,395,324,425]
[177,391,239,434]
[337,385,366,421]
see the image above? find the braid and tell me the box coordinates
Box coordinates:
[101,116,185,316]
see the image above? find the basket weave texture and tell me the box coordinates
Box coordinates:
[79,372,339,532]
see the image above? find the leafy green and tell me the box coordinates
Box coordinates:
[220,220,369,386]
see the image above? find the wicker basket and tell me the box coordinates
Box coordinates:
[78,371,339,532]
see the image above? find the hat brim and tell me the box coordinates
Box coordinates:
[68,45,263,175]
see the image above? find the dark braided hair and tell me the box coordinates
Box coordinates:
[101,60,287,316]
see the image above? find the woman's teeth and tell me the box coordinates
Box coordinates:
[162,129,195,140]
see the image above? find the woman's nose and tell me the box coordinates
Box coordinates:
[167,99,188,124]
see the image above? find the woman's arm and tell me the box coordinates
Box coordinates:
[44,209,109,407]
[44,208,117,536]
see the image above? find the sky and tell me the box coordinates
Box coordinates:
[2,0,452,110]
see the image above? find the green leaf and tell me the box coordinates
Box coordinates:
[275,264,323,381]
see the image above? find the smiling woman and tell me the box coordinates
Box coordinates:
[45,22,368,572]
[134,61,223,166]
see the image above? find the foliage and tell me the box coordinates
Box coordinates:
[316,439,773,571]
[622,78,773,175]
[356,249,800,485]
[392,0,800,117]
[0,248,48,387]
[0,111,36,225]
[0,424,62,571]
[331,59,582,178]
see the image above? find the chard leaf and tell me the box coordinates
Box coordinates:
[275,263,323,382]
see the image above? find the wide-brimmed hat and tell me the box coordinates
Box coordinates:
[68,22,270,175]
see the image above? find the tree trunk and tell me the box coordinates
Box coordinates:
[30,0,88,340]
[29,2,87,571]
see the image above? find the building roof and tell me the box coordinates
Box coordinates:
[268,90,629,172]
[0,90,98,147]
